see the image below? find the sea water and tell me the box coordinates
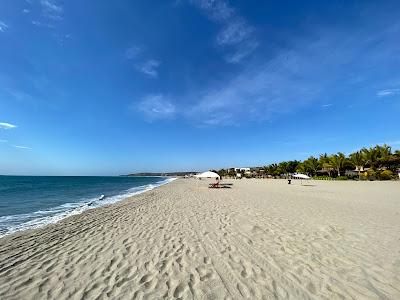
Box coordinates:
[0,176,175,238]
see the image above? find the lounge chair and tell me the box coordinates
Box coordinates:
[209,182,232,189]
[209,182,220,188]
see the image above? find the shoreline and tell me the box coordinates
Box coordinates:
[0,177,177,240]
[1,179,399,299]
[0,179,174,243]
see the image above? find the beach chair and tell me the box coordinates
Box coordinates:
[209,182,232,189]
[209,182,220,188]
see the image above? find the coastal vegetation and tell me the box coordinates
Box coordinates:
[217,144,400,180]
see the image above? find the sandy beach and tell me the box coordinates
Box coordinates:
[1,179,399,299]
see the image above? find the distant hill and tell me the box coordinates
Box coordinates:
[125,172,198,177]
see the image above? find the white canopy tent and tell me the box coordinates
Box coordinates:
[292,173,311,185]
[292,173,311,179]
[195,171,220,180]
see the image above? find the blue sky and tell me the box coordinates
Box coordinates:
[0,0,399,175]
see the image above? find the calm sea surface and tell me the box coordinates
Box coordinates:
[0,176,174,237]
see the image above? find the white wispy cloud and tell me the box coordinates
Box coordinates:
[225,40,258,64]
[125,45,161,78]
[40,0,63,21]
[136,94,176,120]
[125,46,143,60]
[23,9,30,14]
[0,21,9,32]
[216,19,253,46]
[377,88,400,97]
[53,33,72,45]
[136,60,161,78]
[188,0,257,63]
[182,19,400,126]
[0,122,17,129]
[31,20,55,29]
[185,48,323,125]
[13,145,32,150]
[190,0,234,22]
[0,139,7,143]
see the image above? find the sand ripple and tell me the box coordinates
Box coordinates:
[1,179,399,299]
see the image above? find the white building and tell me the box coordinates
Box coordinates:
[233,167,251,172]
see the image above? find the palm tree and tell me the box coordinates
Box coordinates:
[377,144,392,156]
[296,163,306,174]
[319,153,333,176]
[319,153,330,164]
[376,144,392,168]
[286,160,300,174]
[362,147,379,170]
[304,156,319,176]
[329,152,346,177]
[277,161,289,176]
[322,162,334,177]
[266,164,279,177]
[349,151,365,179]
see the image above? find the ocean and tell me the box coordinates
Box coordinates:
[0,176,175,238]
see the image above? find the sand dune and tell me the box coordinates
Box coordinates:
[1,179,400,299]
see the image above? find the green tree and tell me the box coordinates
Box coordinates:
[227,168,236,178]
[329,152,346,176]
[217,169,228,177]
[376,144,392,168]
[386,153,400,172]
[362,147,379,170]
[349,151,365,178]
[304,156,319,176]
[296,163,306,174]
[319,153,333,176]
[265,164,279,177]
[277,161,289,177]
[286,160,300,174]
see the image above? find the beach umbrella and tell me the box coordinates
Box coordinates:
[195,171,220,179]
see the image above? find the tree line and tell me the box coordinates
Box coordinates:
[216,145,400,180]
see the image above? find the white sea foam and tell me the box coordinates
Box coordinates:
[0,177,176,238]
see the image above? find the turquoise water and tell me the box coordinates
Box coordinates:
[0,176,174,237]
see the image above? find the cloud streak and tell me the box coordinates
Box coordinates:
[13,145,32,150]
[135,94,176,120]
[190,0,234,21]
[0,21,9,32]
[377,88,400,97]
[125,46,143,60]
[216,19,253,46]
[0,122,17,129]
[125,45,161,78]
[135,60,161,78]
[40,0,63,21]
[135,16,400,126]
[31,20,55,29]
[180,19,400,126]
[189,0,257,63]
